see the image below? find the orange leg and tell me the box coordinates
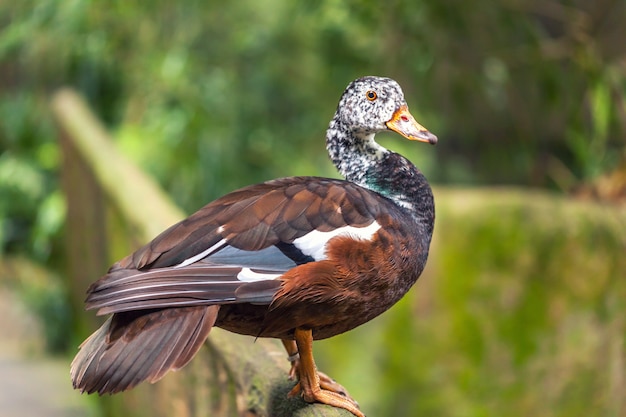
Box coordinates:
[281,329,364,417]
[281,338,352,396]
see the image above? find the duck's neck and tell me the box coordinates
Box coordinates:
[326,118,386,186]
[326,118,434,234]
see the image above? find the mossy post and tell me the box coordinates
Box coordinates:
[52,88,353,417]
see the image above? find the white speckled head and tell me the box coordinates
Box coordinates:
[326,76,436,186]
[335,76,406,134]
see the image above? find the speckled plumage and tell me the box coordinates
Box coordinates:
[71,76,437,417]
[327,77,434,228]
[326,77,406,184]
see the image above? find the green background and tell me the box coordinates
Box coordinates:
[1,1,624,416]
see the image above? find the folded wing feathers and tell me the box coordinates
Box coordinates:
[118,179,382,273]
[86,263,284,315]
[85,181,387,317]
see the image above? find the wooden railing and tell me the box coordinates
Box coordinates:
[52,89,353,417]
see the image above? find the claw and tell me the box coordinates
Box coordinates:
[282,331,364,417]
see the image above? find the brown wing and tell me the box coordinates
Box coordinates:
[124,176,384,269]
[84,176,390,316]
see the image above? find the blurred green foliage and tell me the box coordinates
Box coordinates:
[0,256,73,354]
[15,264,72,354]
[0,0,624,265]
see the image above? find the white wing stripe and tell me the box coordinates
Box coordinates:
[292,221,381,261]
[174,238,228,268]
[236,267,282,282]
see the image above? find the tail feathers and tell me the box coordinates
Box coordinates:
[71,305,218,394]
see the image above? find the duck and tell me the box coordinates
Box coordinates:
[71,76,437,417]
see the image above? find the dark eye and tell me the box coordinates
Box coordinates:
[366,90,377,101]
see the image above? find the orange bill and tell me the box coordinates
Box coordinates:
[386,105,437,145]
